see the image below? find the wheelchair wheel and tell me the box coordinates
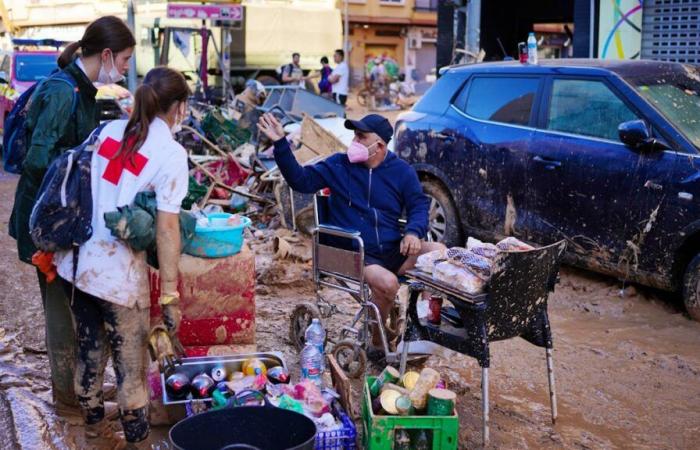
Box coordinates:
[332,340,367,379]
[289,303,321,351]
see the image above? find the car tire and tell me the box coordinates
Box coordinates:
[682,253,700,321]
[421,179,462,247]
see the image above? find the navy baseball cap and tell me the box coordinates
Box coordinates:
[344,114,394,144]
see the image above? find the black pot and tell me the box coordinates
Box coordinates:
[169,406,316,450]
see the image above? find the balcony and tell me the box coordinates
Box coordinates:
[414,0,438,11]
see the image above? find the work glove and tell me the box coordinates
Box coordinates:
[148,325,185,374]
[162,303,182,336]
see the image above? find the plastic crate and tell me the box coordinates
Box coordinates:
[315,408,357,450]
[361,376,459,450]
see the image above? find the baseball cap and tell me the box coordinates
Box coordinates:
[344,114,394,144]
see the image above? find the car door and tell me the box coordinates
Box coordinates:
[449,74,542,241]
[526,76,677,272]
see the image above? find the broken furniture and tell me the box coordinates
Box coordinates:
[401,240,567,446]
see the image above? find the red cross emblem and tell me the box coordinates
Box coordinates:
[97,137,149,185]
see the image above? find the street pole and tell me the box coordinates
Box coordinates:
[126,0,138,92]
[343,0,349,54]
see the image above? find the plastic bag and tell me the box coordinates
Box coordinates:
[496,236,534,252]
[445,247,492,280]
[433,260,486,294]
[467,237,498,259]
[415,248,447,274]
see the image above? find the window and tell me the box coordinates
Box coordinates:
[459,76,540,126]
[379,0,404,5]
[547,79,638,141]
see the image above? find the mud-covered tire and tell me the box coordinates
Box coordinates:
[421,179,462,247]
[289,303,322,351]
[682,253,700,321]
[332,340,367,379]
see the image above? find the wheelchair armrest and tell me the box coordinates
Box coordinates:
[315,224,361,239]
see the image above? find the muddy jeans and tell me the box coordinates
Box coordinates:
[37,270,77,406]
[60,279,150,443]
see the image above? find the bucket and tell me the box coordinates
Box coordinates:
[184,214,251,258]
[169,406,316,450]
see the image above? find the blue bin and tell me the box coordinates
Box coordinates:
[184,213,251,258]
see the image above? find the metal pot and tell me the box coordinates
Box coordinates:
[169,406,316,450]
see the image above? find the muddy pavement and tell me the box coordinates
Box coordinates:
[1,168,700,449]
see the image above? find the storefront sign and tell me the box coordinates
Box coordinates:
[167,3,243,22]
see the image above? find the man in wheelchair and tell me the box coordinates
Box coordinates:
[258,112,444,345]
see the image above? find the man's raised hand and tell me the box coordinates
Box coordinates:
[257,113,286,142]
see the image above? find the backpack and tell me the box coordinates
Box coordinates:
[3,71,79,174]
[29,122,107,254]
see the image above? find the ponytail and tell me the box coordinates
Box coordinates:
[117,66,191,161]
[58,41,82,69]
[57,16,135,69]
[118,84,160,161]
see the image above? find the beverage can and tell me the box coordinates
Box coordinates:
[518,42,528,63]
[210,365,227,382]
[428,296,443,325]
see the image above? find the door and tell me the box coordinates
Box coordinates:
[526,76,676,273]
[450,75,542,240]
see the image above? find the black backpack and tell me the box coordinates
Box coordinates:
[29,123,107,282]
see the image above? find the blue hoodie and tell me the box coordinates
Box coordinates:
[273,138,430,258]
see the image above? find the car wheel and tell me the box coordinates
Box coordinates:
[421,179,462,247]
[682,253,700,321]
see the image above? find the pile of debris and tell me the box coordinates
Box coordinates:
[176,85,350,235]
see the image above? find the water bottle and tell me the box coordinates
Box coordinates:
[527,32,538,65]
[413,429,430,450]
[304,318,326,370]
[300,342,323,388]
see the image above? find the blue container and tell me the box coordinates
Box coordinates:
[315,409,357,450]
[184,213,251,258]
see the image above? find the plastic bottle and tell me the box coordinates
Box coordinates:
[394,429,411,450]
[300,342,323,388]
[527,32,538,65]
[413,429,430,450]
[304,318,326,370]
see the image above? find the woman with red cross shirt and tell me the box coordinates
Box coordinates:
[52,67,191,447]
[8,16,135,423]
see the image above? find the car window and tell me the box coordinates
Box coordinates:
[458,77,539,126]
[547,79,637,141]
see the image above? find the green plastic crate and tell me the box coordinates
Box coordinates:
[361,376,459,450]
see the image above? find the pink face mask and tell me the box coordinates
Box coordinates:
[347,140,379,163]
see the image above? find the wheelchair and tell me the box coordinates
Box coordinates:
[288,192,417,378]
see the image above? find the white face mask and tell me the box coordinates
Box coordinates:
[97,52,125,84]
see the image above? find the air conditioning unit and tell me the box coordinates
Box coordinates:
[409,36,422,49]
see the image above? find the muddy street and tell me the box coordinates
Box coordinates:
[1,170,699,449]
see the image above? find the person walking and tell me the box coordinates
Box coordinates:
[329,49,349,106]
[8,15,136,413]
[53,66,191,447]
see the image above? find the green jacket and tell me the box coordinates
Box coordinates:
[9,60,99,263]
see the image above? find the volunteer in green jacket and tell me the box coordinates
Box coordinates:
[8,16,135,410]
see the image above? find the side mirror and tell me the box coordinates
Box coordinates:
[618,120,657,151]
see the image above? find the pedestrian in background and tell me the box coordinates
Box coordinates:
[53,66,190,447]
[330,48,349,106]
[8,15,135,415]
[281,51,305,88]
[318,56,333,98]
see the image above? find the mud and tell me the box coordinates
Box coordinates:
[1,132,700,448]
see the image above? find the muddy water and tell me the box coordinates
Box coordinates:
[2,172,700,449]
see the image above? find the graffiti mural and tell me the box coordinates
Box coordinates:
[598,0,643,59]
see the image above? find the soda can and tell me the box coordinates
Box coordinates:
[191,373,215,399]
[428,296,443,325]
[518,42,528,63]
[210,365,227,382]
[165,373,190,400]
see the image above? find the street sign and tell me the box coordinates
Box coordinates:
[167,3,243,22]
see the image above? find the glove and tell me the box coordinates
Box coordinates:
[32,251,57,283]
[148,325,185,373]
[162,303,182,336]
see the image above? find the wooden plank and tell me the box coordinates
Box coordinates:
[328,354,356,418]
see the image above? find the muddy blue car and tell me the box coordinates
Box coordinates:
[394,59,700,320]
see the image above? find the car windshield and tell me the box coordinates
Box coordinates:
[630,66,700,149]
[15,54,57,82]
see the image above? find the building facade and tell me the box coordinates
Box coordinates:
[342,0,437,85]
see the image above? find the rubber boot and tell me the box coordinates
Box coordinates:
[38,271,78,406]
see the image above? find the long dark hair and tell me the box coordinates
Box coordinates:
[58,16,136,68]
[117,67,191,160]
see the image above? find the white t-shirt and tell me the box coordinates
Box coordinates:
[331,61,349,96]
[55,118,189,308]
